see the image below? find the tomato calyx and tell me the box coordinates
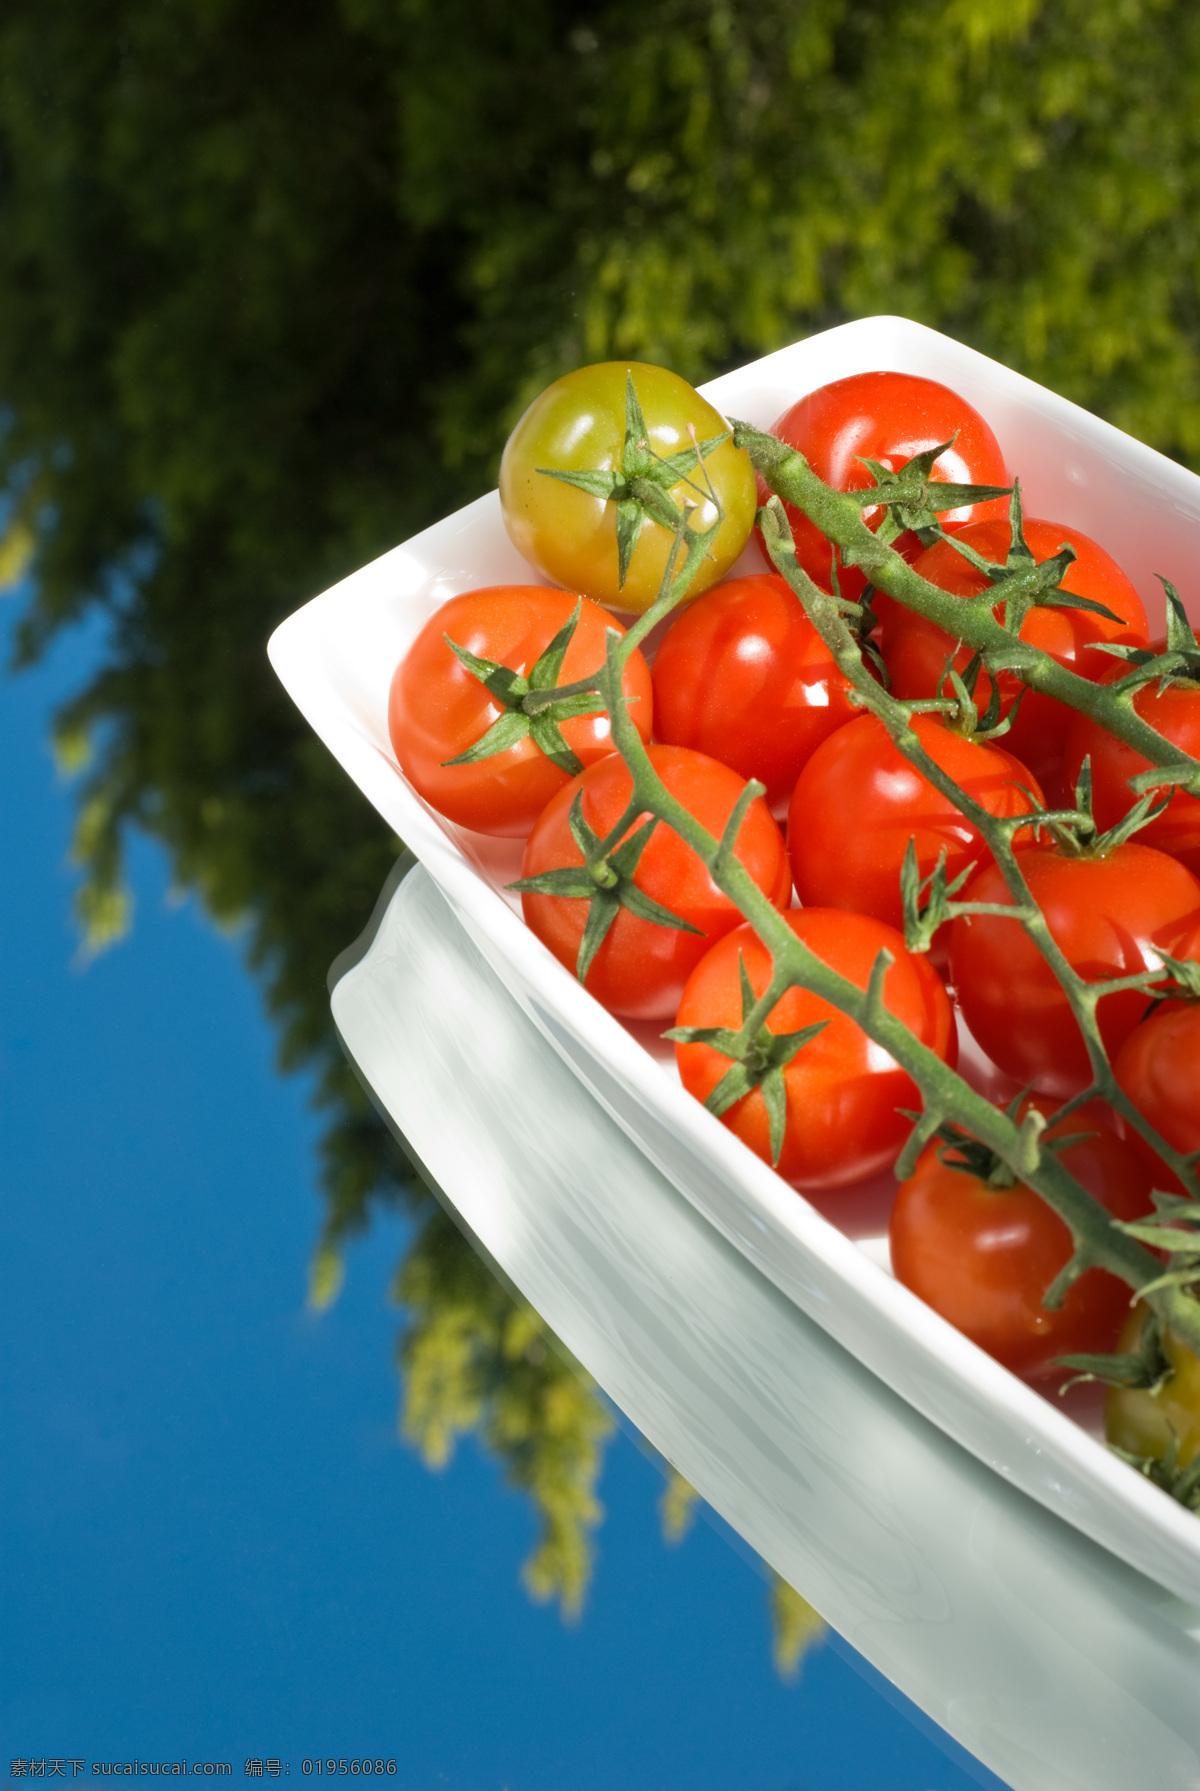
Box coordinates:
[910,644,1025,744]
[899,841,980,954]
[1100,1310,1200,1511]
[1054,1193,1200,1462]
[535,372,730,591]
[510,790,703,982]
[895,757,1055,954]
[1058,1306,1174,1393]
[920,1097,1160,1326]
[936,485,1128,638]
[1153,953,1200,1003]
[1059,1305,1200,1512]
[919,1093,1076,1195]
[928,1125,1019,1190]
[854,435,1011,550]
[1115,1191,1200,1299]
[441,600,610,775]
[1091,577,1200,698]
[665,952,830,1166]
[1031,753,1175,861]
[1113,1433,1200,1511]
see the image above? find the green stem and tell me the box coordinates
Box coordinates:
[591,601,1190,1348]
[758,499,1198,1187]
[524,422,1200,1364]
[753,503,1200,1343]
[734,424,1200,798]
[522,515,718,718]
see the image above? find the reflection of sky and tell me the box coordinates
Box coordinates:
[2,603,1003,1788]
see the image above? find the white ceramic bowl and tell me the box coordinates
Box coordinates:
[269,315,1200,1602]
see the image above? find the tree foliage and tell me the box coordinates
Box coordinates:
[395,1207,614,1618]
[4,0,1200,1626]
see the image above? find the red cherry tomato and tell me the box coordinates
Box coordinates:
[388,585,653,837]
[1064,651,1200,876]
[519,744,791,1020]
[882,518,1149,797]
[763,371,1009,600]
[948,842,1200,1097]
[673,908,956,1189]
[787,713,1044,935]
[1113,1000,1200,1188]
[890,1105,1151,1379]
[650,573,861,812]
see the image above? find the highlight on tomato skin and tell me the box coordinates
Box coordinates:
[889,1104,1152,1380]
[947,842,1200,1099]
[388,584,653,837]
[673,908,956,1190]
[786,712,1044,936]
[518,744,791,1022]
[761,371,1010,603]
[883,517,1150,799]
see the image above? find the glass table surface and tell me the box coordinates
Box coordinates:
[7,625,1200,1790]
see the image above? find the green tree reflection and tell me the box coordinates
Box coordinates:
[6,0,1200,1660]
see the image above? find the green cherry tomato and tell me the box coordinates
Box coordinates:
[1106,1307,1200,1471]
[499,362,757,615]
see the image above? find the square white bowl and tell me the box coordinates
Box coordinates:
[269,315,1200,1602]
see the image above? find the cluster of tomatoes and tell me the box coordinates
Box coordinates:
[388,360,1200,1474]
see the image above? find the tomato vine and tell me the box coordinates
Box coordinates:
[509,383,1200,1376]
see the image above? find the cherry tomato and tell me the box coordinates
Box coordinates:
[673,908,956,1189]
[1064,650,1200,876]
[763,371,1009,600]
[948,842,1200,1097]
[499,362,756,615]
[388,585,653,838]
[1113,1001,1200,1185]
[650,573,861,811]
[787,713,1044,935]
[883,518,1149,797]
[518,744,790,1020]
[890,1105,1151,1379]
[1106,1307,1200,1470]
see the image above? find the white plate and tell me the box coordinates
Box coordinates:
[269,315,1200,1603]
